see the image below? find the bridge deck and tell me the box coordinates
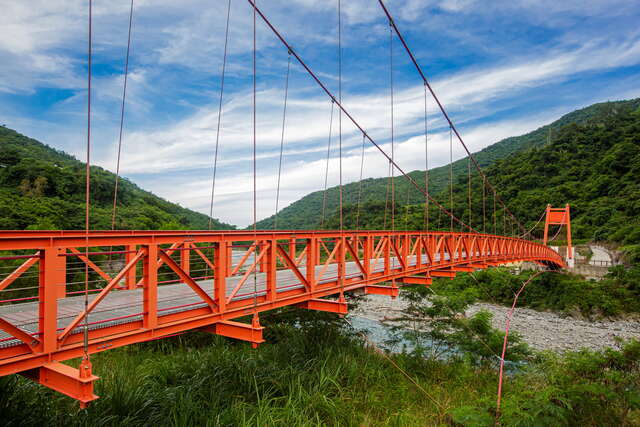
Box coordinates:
[0,255,425,349]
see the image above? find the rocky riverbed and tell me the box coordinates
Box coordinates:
[352,294,640,352]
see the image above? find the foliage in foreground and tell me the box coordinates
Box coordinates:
[0,310,638,426]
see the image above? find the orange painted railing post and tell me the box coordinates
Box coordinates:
[125,244,137,290]
[215,241,227,312]
[266,239,277,300]
[363,235,372,279]
[288,238,296,259]
[338,236,346,288]
[384,236,391,275]
[142,244,158,330]
[306,238,317,291]
[226,245,233,277]
[565,204,573,260]
[180,242,190,277]
[53,247,66,299]
[39,248,59,353]
[402,234,409,272]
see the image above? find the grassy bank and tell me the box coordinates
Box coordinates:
[0,314,638,426]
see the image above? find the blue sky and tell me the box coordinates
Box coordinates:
[1,0,639,227]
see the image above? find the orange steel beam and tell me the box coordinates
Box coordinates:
[68,247,112,283]
[57,250,145,343]
[365,283,400,298]
[0,229,564,406]
[297,298,348,314]
[157,251,217,311]
[202,318,265,347]
[0,253,39,292]
[398,276,433,286]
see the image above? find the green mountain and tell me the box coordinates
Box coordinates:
[256,98,640,230]
[323,99,640,247]
[0,126,234,230]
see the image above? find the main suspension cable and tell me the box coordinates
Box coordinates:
[208,0,232,230]
[274,52,291,229]
[377,0,526,235]
[246,0,475,233]
[111,0,134,230]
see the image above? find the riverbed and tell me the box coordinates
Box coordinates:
[351,294,640,352]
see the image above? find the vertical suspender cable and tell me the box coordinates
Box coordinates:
[252,0,258,308]
[111,0,134,230]
[83,0,93,359]
[247,0,476,233]
[337,0,345,297]
[320,102,334,228]
[449,126,453,231]
[274,53,291,229]
[208,0,232,230]
[376,0,526,235]
[389,23,395,232]
[338,0,343,232]
[468,156,472,230]
[483,180,486,234]
[384,162,390,230]
[423,84,429,231]
[355,134,365,229]
[493,191,497,234]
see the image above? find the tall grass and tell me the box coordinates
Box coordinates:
[0,315,638,426]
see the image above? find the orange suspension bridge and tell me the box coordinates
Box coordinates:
[0,0,571,406]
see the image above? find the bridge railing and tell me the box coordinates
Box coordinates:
[0,230,563,404]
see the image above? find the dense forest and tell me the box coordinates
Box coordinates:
[0,126,234,230]
[257,98,640,231]
[319,100,640,255]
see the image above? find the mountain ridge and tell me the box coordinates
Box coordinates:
[255,98,640,230]
[0,125,235,230]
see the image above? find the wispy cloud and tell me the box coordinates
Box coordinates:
[1,0,639,227]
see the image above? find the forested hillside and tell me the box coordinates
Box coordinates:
[323,100,640,249]
[0,126,234,230]
[256,98,640,230]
